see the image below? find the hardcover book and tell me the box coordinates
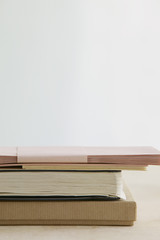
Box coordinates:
[0,184,136,226]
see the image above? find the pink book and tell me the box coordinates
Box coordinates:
[0,146,160,165]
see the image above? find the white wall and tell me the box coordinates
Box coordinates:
[0,0,160,148]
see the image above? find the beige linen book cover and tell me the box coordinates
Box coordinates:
[0,184,136,226]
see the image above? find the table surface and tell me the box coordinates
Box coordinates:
[0,166,160,240]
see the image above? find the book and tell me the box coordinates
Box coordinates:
[0,170,125,200]
[0,184,136,226]
[0,146,160,167]
[0,163,147,171]
[21,164,147,171]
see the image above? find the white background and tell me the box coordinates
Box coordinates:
[0,0,160,148]
[0,2,160,238]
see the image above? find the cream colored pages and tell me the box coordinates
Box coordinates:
[0,171,125,199]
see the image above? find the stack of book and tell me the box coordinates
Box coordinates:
[0,146,160,226]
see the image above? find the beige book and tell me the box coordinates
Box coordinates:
[22,164,147,171]
[0,163,147,171]
[0,184,136,226]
